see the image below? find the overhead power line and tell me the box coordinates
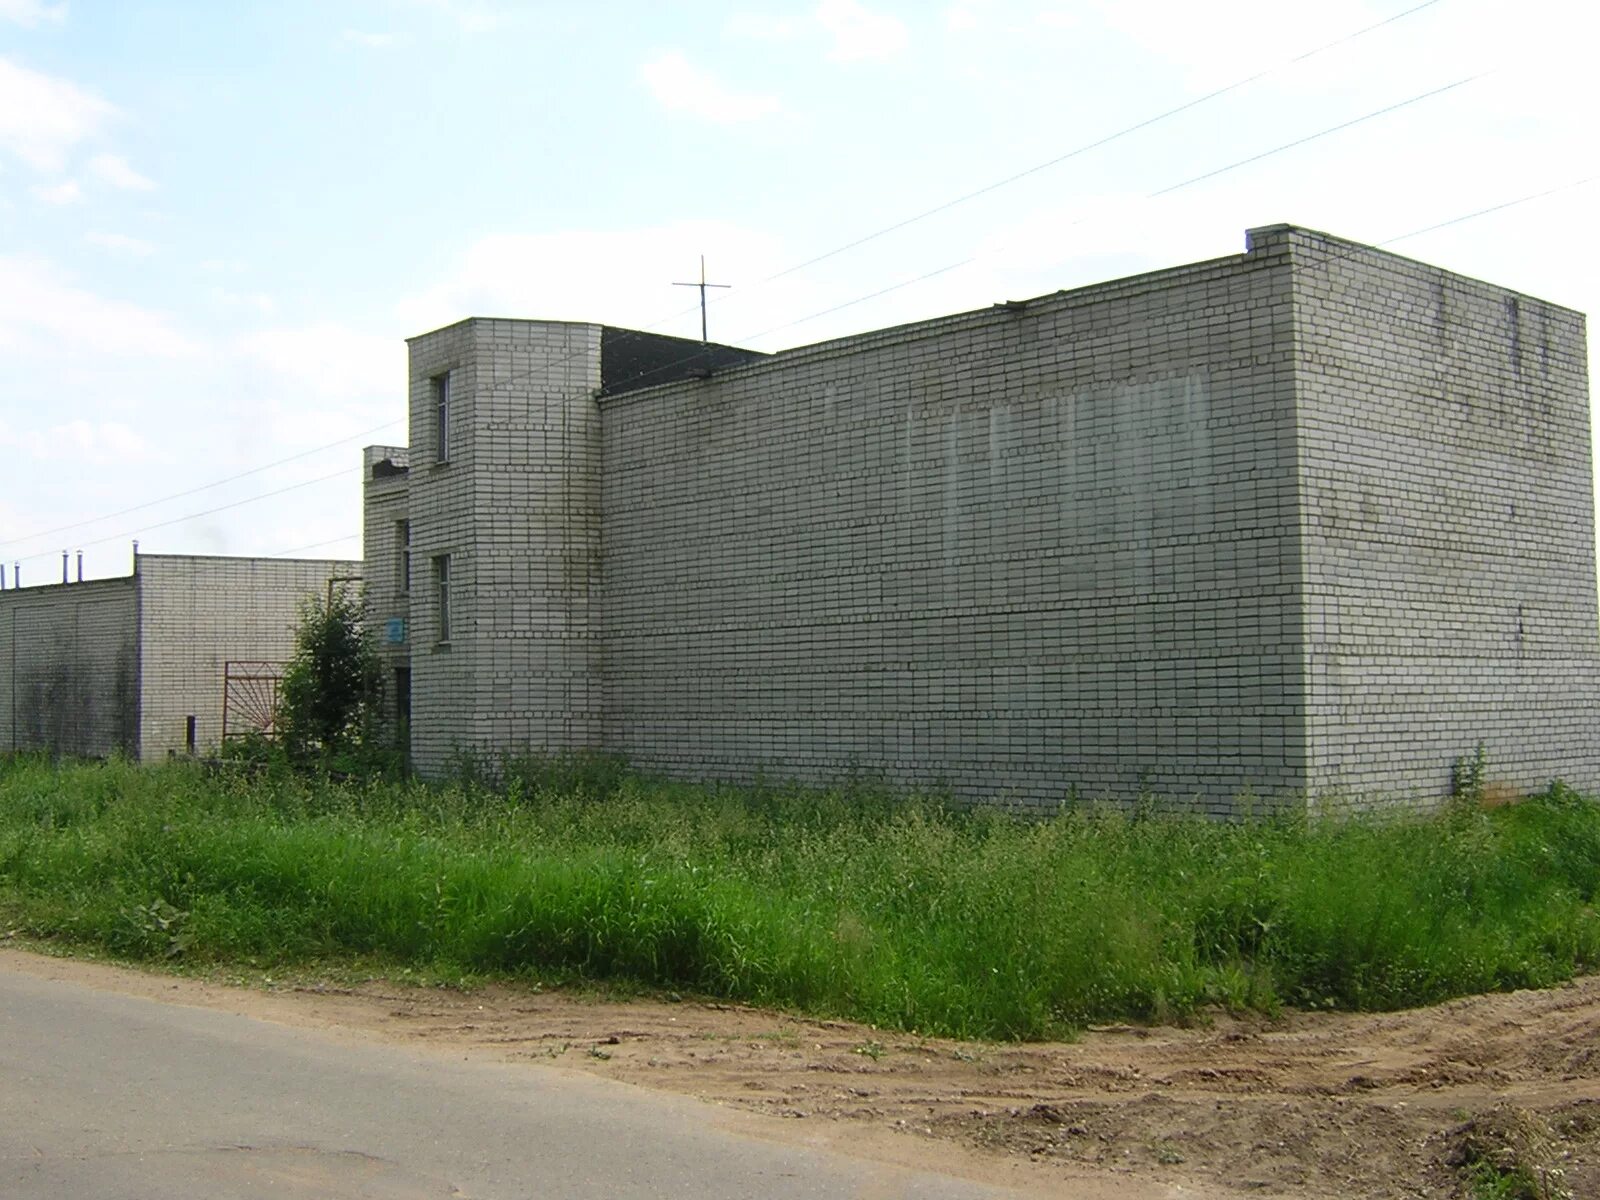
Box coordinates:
[737,259,977,343]
[7,0,1456,560]
[1151,74,1481,196]
[0,418,403,553]
[10,467,351,570]
[269,533,362,558]
[479,0,1446,398]
[1377,173,1600,247]
[13,169,1583,581]
[763,0,1446,283]
[625,72,1490,352]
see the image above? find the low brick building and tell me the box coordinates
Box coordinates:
[0,553,358,759]
[365,223,1600,812]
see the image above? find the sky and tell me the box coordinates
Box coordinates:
[1,0,1597,584]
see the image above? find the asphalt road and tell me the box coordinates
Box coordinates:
[0,963,1030,1199]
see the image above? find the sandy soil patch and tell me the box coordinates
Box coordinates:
[3,945,1594,1198]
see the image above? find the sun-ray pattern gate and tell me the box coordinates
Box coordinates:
[222,661,286,742]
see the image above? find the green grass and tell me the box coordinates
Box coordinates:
[0,756,1597,1041]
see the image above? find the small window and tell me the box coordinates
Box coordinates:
[433,372,451,463]
[434,554,452,643]
[396,519,411,593]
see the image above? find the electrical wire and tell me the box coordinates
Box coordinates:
[478,0,1448,397]
[0,419,403,553]
[268,533,362,558]
[519,71,1492,365]
[9,467,351,570]
[763,0,1446,282]
[1376,174,1600,248]
[4,2,1486,566]
[1150,74,1481,197]
[10,169,1587,581]
[11,0,1441,560]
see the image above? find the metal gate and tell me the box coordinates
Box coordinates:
[222,661,286,741]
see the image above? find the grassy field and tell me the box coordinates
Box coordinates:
[0,755,1596,1041]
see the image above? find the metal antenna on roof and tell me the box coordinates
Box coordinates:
[673,255,731,345]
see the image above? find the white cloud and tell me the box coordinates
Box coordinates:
[0,255,197,357]
[1088,0,1384,90]
[406,0,505,34]
[0,418,156,466]
[1034,8,1078,30]
[944,1,989,32]
[233,323,403,401]
[84,231,155,256]
[0,0,66,28]
[31,178,80,204]
[0,57,116,172]
[88,151,154,191]
[816,0,907,61]
[209,285,276,315]
[724,12,802,41]
[725,1,908,62]
[49,419,151,462]
[342,29,405,48]
[639,51,781,123]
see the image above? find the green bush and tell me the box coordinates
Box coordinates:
[276,589,397,777]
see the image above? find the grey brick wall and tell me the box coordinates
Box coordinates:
[1279,226,1600,804]
[136,554,361,758]
[0,577,137,758]
[600,241,1307,813]
[377,226,1599,813]
[363,444,412,732]
[403,319,603,776]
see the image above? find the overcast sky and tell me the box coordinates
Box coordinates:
[2,0,1596,583]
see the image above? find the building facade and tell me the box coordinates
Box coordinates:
[0,553,359,759]
[365,225,1600,814]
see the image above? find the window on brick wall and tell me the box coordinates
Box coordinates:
[434,554,452,643]
[396,520,411,594]
[433,372,451,463]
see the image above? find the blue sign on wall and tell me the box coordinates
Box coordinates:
[385,618,407,645]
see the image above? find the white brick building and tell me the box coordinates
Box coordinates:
[0,553,358,759]
[352,223,1593,811]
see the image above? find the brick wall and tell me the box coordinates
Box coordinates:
[600,240,1306,813]
[363,444,412,733]
[1281,226,1600,803]
[380,227,1599,812]
[403,319,603,776]
[0,577,136,757]
[136,554,360,758]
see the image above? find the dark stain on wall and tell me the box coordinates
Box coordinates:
[2,579,137,759]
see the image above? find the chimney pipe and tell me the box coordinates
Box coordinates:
[62,552,68,584]
[1,563,7,589]
[14,562,20,588]
[76,551,83,582]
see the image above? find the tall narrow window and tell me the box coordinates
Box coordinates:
[396,519,411,593]
[434,554,452,643]
[433,372,451,463]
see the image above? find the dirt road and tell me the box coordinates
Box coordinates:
[3,946,1594,1198]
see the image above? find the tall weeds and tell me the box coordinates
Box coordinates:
[0,757,1595,1041]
